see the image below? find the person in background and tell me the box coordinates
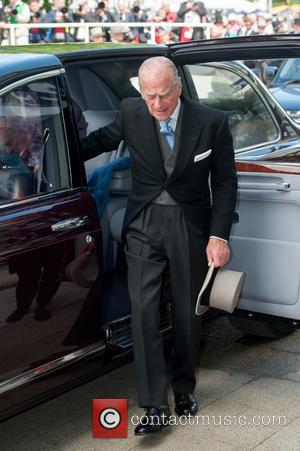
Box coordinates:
[157,28,177,44]
[263,15,274,34]
[4,0,30,44]
[94,1,115,41]
[256,18,267,35]
[177,1,207,40]
[152,4,176,44]
[272,19,285,35]
[42,0,74,43]
[211,16,226,39]
[29,0,46,43]
[292,17,300,34]
[113,0,133,22]
[159,1,176,23]
[95,0,115,22]
[0,2,4,44]
[89,25,107,42]
[129,1,149,43]
[240,14,258,36]
[72,1,93,42]
[109,24,132,42]
[225,13,241,37]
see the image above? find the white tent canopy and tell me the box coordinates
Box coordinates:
[205,0,263,13]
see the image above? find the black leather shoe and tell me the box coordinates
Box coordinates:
[134,406,171,435]
[6,308,29,323]
[174,393,198,416]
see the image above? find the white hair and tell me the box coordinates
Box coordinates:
[138,56,181,89]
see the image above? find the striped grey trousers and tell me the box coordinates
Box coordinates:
[125,202,208,408]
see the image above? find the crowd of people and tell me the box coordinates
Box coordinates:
[0,0,299,45]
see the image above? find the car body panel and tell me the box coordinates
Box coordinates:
[230,165,300,319]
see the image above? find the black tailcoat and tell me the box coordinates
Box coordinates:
[81,96,237,241]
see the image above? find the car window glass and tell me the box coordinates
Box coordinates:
[185,63,279,151]
[274,58,300,83]
[0,78,70,205]
[247,57,300,126]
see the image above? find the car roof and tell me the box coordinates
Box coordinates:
[0,53,62,79]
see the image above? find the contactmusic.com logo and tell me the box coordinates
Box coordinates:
[93,399,128,438]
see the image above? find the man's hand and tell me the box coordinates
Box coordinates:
[206,237,230,268]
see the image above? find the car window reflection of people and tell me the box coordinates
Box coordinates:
[0,90,41,201]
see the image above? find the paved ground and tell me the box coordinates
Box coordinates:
[1,315,300,450]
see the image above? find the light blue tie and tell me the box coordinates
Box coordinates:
[159,118,175,150]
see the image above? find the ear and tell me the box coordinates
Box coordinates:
[177,81,183,97]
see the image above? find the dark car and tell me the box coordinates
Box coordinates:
[1,35,300,421]
[266,57,300,124]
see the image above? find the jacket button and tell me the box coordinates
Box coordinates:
[163,183,168,189]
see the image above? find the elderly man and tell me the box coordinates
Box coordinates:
[81,56,237,434]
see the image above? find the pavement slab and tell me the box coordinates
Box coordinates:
[1,317,300,450]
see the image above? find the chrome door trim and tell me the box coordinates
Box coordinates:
[0,69,64,96]
[0,341,106,395]
[51,215,90,232]
[0,187,85,212]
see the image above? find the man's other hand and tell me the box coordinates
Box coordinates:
[206,237,230,268]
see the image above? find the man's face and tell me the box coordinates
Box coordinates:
[30,1,40,13]
[244,19,252,30]
[140,71,182,121]
[118,1,125,12]
[112,32,125,42]
[54,0,65,10]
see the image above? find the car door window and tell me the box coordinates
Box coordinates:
[0,78,70,205]
[185,63,279,151]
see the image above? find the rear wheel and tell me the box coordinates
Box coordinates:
[229,316,295,338]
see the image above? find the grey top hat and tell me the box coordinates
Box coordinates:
[195,263,245,315]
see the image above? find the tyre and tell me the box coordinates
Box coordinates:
[229,316,295,339]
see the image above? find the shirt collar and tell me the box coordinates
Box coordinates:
[169,98,181,131]
[158,98,181,131]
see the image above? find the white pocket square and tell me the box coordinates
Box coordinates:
[194,149,212,162]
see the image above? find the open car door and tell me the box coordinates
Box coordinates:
[169,36,300,332]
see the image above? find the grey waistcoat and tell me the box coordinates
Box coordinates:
[152,106,183,205]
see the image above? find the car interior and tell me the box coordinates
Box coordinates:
[64,58,145,326]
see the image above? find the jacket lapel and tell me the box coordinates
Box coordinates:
[168,97,204,183]
[136,100,165,180]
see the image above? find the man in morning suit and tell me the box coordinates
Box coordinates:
[81,57,237,434]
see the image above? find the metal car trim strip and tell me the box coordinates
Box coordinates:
[0,341,106,395]
[236,161,300,175]
[55,74,74,190]
[0,187,84,212]
[0,69,63,96]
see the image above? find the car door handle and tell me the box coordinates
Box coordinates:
[51,216,89,232]
[238,181,291,192]
[276,182,291,192]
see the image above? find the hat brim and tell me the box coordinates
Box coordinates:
[195,263,245,315]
